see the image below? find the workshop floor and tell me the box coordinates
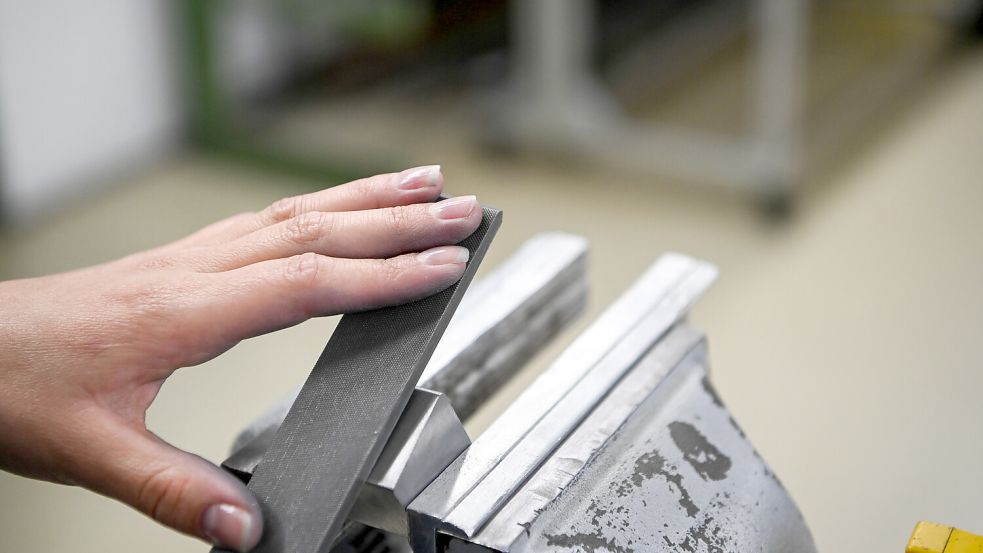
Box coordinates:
[1,42,982,553]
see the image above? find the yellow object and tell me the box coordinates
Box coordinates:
[947,529,983,553]
[909,522,954,553]
[908,522,983,553]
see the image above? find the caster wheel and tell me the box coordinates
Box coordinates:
[755,189,796,223]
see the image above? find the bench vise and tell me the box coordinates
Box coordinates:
[221,233,815,553]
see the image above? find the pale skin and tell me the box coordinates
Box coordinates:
[0,166,481,552]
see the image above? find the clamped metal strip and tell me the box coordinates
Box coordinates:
[216,206,501,553]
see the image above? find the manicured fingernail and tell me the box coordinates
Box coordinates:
[430,195,477,220]
[398,165,441,190]
[418,246,470,266]
[201,504,261,552]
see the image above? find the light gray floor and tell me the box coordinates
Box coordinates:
[1,45,982,553]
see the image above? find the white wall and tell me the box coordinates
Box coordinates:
[0,0,182,222]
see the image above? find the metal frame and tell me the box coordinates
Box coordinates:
[492,0,953,201]
[485,0,807,197]
[181,1,958,200]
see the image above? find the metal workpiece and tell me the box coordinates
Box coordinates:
[420,232,589,418]
[349,389,470,536]
[223,423,275,483]
[221,232,589,480]
[438,326,815,553]
[408,253,719,553]
[236,207,501,553]
[226,391,297,473]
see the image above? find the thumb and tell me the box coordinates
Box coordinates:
[75,411,263,552]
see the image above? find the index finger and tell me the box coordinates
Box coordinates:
[175,165,444,249]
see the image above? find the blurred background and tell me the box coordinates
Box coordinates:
[1,1,982,552]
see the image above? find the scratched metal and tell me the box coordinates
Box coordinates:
[229,207,501,553]
[443,325,816,553]
[470,325,707,551]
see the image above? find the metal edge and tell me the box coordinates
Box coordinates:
[442,263,718,537]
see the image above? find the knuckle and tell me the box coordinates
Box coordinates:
[106,280,172,316]
[360,174,395,208]
[379,256,410,285]
[285,252,327,288]
[102,275,197,329]
[385,205,418,234]
[286,212,329,246]
[98,286,175,345]
[91,275,200,369]
[134,254,177,272]
[266,196,303,223]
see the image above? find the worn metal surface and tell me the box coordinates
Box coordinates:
[224,207,501,553]
[438,322,815,552]
[481,330,814,553]
[468,325,707,551]
[222,232,588,480]
[349,389,470,536]
[408,253,718,553]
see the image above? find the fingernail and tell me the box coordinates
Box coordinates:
[430,195,477,220]
[201,504,262,552]
[398,165,441,190]
[418,246,470,266]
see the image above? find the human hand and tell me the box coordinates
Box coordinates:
[0,166,481,551]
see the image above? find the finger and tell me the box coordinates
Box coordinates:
[179,165,445,248]
[185,195,481,272]
[188,247,470,343]
[74,412,262,552]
